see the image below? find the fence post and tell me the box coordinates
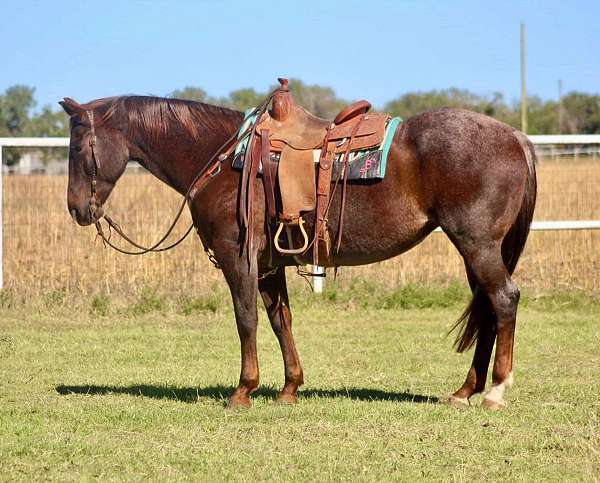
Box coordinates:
[312,265,324,293]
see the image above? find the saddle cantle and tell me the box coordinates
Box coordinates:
[237,78,398,266]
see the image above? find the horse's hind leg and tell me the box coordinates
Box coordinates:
[451,241,519,409]
[259,268,304,404]
[448,267,496,407]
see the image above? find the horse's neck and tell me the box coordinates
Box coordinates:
[129,128,234,196]
[128,142,178,190]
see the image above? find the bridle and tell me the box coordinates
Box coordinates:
[86,110,104,222]
[82,87,281,259]
[84,108,223,257]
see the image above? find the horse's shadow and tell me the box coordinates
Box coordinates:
[55,383,438,404]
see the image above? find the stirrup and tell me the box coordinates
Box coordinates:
[274,218,309,255]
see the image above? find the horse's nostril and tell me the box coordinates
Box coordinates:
[70,209,78,223]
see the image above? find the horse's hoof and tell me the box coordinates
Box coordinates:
[481,397,506,411]
[446,395,470,409]
[226,396,251,410]
[275,393,298,405]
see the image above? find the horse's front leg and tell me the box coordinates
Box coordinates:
[219,253,260,409]
[259,267,304,404]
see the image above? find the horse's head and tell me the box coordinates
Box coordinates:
[60,97,130,226]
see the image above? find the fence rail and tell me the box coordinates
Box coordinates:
[0,137,70,147]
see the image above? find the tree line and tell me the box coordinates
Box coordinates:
[1,79,599,164]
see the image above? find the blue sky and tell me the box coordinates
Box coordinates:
[2,0,598,111]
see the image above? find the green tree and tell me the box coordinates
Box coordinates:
[176,79,349,118]
[0,85,35,133]
[384,88,494,119]
[526,96,558,135]
[383,88,600,134]
[0,85,36,165]
[219,88,264,111]
[27,106,70,162]
[561,92,600,134]
[27,106,69,137]
[280,79,346,119]
[170,87,208,102]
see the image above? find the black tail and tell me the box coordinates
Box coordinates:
[452,132,537,353]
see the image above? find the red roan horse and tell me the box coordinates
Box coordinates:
[60,92,536,410]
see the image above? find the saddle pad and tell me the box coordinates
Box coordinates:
[232,109,401,181]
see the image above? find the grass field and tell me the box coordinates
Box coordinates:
[3,157,600,295]
[1,286,598,481]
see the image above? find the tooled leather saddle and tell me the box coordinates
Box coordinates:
[239,78,390,266]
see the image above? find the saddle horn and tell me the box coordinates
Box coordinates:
[270,78,292,122]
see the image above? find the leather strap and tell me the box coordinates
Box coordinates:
[312,125,336,266]
[336,116,364,252]
[236,88,284,267]
[258,129,278,265]
[239,143,251,228]
[260,129,277,220]
[85,110,103,221]
[245,137,262,260]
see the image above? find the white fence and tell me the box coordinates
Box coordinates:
[528,135,600,158]
[1,135,600,291]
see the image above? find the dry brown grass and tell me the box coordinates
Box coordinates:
[3,158,599,295]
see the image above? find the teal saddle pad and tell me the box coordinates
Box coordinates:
[231,109,401,181]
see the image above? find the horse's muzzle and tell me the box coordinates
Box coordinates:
[69,203,100,226]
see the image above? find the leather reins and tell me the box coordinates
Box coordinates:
[86,88,281,257]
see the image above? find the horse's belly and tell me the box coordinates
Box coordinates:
[290,200,434,267]
[332,212,436,266]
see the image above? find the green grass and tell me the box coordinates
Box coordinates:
[1,287,599,481]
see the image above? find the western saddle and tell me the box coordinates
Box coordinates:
[239,78,390,266]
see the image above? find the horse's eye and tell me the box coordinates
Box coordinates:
[71,144,83,153]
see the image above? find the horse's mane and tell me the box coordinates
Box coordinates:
[82,95,244,145]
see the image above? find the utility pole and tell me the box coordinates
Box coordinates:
[557,79,563,133]
[520,22,528,134]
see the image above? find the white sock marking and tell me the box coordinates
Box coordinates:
[484,372,513,405]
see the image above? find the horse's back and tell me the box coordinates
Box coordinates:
[404,107,524,166]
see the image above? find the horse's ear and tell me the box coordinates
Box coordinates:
[59,97,83,116]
